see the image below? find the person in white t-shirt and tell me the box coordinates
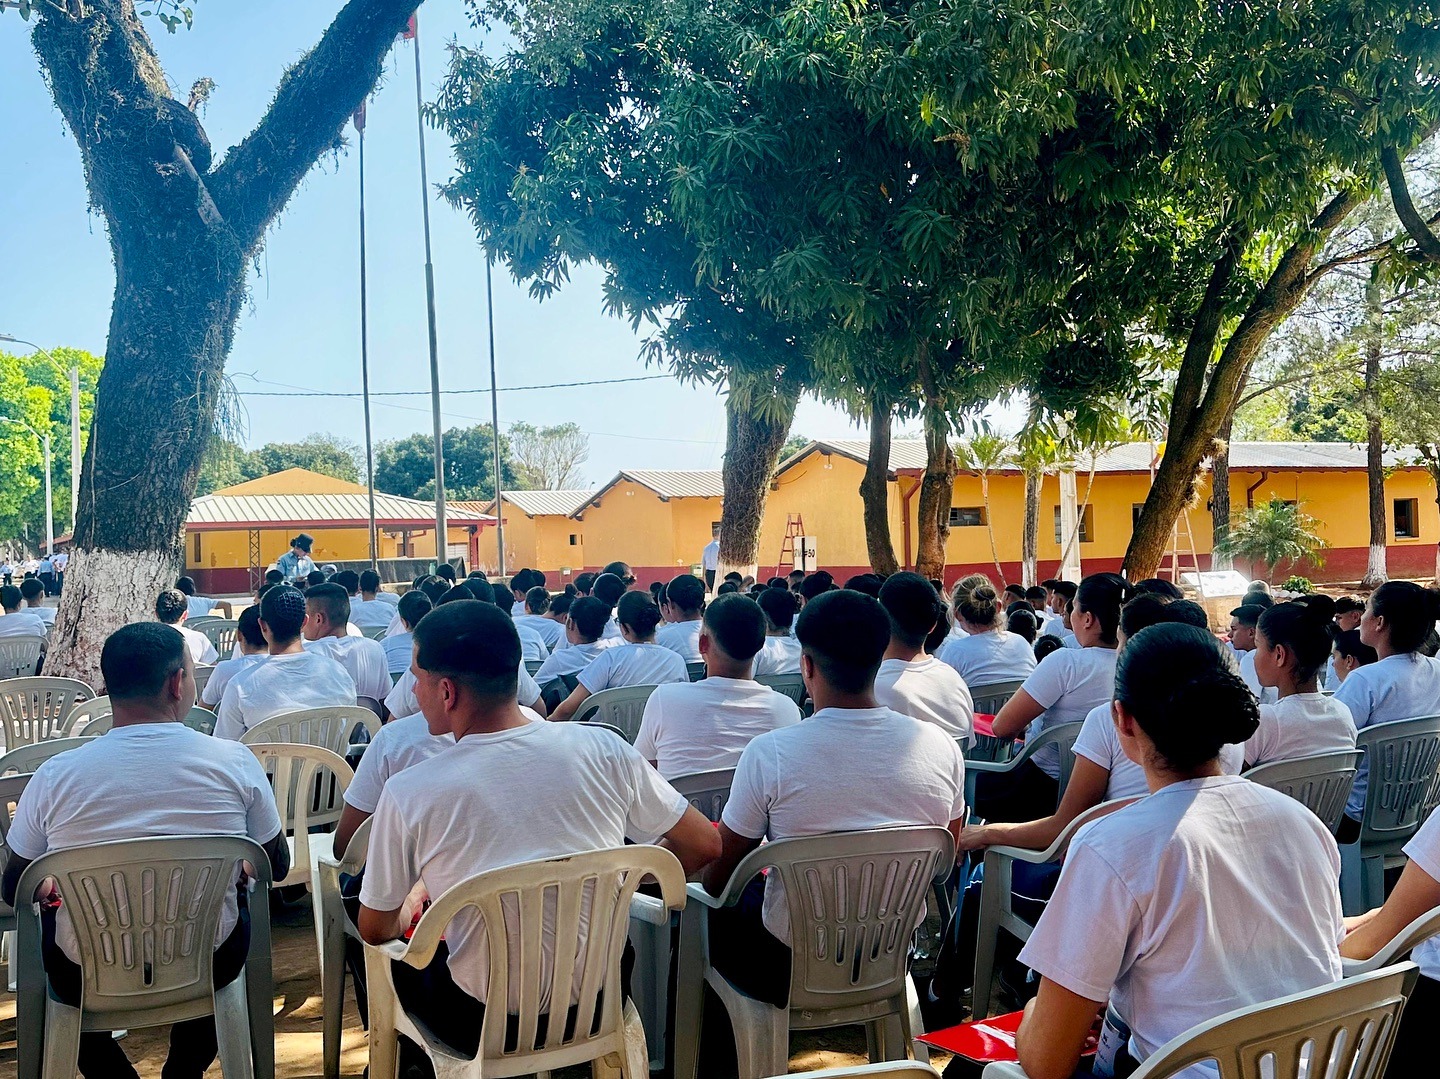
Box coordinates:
[1012,622,1342,1079]
[155,587,218,665]
[0,584,47,645]
[635,593,801,778]
[699,588,966,1008]
[215,585,357,740]
[382,590,432,676]
[357,601,720,1054]
[507,568,545,617]
[1024,586,1061,637]
[176,574,233,620]
[1229,602,1278,704]
[752,586,803,676]
[936,579,1037,689]
[984,573,1127,821]
[701,524,721,592]
[1329,626,1377,688]
[873,572,974,744]
[1244,596,1357,767]
[551,591,688,720]
[656,573,705,663]
[348,570,398,629]
[17,578,54,628]
[516,586,565,651]
[202,605,269,709]
[533,597,616,685]
[302,583,394,705]
[1,622,288,1078]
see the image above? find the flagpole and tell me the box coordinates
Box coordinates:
[410,13,448,571]
[356,103,379,570]
[485,254,506,577]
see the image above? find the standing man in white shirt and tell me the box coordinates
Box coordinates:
[700,589,967,1007]
[156,588,218,665]
[51,549,67,592]
[37,553,55,596]
[701,523,720,593]
[0,585,47,639]
[656,573,706,663]
[1,622,288,1078]
[302,583,394,706]
[874,572,976,745]
[357,601,720,1055]
[175,575,233,619]
[18,579,54,628]
[215,585,357,740]
[636,593,801,778]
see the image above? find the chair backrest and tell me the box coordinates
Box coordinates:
[0,635,45,680]
[0,771,34,854]
[192,664,215,699]
[968,679,1026,716]
[525,658,544,676]
[239,705,379,756]
[572,685,659,742]
[65,694,113,735]
[1356,716,1440,852]
[1012,721,1083,796]
[183,706,216,736]
[0,735,92,776]
[0,676,94,748]
[403,845,685,1072]
[670,768,734,822]
[247,744,354,867]
[1343,905,1440,977]
[734,826,954,1013]
[362,625,387,641]
[188,615,222,629]
[756,673,806,707]
[1243,750,1362,831]
[356,696,384,725]
[198,618,239,655]
[686,661,707,682]
[1126,962,1417,1079]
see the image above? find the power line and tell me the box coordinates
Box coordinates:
[233,373,672,398]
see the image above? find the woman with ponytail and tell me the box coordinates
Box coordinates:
[937,578,1037,686]
[1012,623,1344,1079]
[1244,595,1357,767]
[550,591,687,720]
[1333,581,1440,843]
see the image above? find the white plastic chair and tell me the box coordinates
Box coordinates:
[981,962,1418,1078]
[1242,750,1361,831]
[0,636,45,680]
[780,1064,941,1079]
[671,768,734,823]
[315,816,372,1079]
[573,685,660,743]
[0,737,93,777]
[972,797,1142,1019]
[247,743,354,889]
[966,680,1026,764]
[673,827,955,1079]
[193,664,215,700]
[184,705,217,736]
[0,772,34,990]
[0,677,93,749]
[365,844,686,1079]
[756,673,806,709]
[63,695,111,736]
[965,721,1082,812]
[13,834,277,1079]
[1341,715,1440,915]
[686,661,707,682]
[1343,904,1440,977]
[239,705,379,757]
[363,625,388,641]
[199,618,239,656]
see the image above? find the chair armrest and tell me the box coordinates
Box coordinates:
[368,938,411,962]
[967,756,1021,777]
[986,796,1143,866]
[980,1063,1031,1078]
[630,893,673,926]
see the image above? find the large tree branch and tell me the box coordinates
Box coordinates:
[1168,232,1241,442]
[209,0,420,247]
[1381,144,1440,263]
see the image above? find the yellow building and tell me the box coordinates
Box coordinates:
[569,471,724,585]
[758,440,1439,585]
[185,468,494,594]
[471,490,594,582]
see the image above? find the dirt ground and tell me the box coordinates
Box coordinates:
[0,899,951,1078]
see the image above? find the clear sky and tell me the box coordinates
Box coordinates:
[0,1,880,486]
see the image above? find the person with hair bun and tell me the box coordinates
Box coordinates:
[753,587,803,675]
[1012,623,1344,1079]
[984,573,1130,821]
[1244,595,1357,767]
[937,579,1037,686]
[1333,581,1440,843]
[550,590,687,721]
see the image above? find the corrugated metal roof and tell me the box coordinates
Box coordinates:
[494,489,596,517]
[187,491,494,530]
[621,470,725,498]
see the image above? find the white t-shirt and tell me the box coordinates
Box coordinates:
[576,642,689,694]
[1060,630,1081,649]
[173,623,218,665]
[1402,807,1440,980]
[202,652,267,708]
[516,614,565,651]
[349,597,395,629]
[515,622,551,664]
[937,629,1038,689]
[701,540,720,572]
[360,721,688,1007]
[0,610,48,638]
[655,619,703,663]
[1019,646,1118,778]
[304,634,392,703]
[1037,610,1066,638]
[344,713,456,815]
[26,604,56,626]
[215,649,357,740]
[534,639,615,683]
[7,723,282,964]
[1244,692,1357,767]
[874,657,975,745]
[511,599,527,617]
[186,596,222,619]
[721,706,966,944]
[1237,650,1279,705]
[634,676,802,779]
[752,634,802,676]
[382,631,414,675]
[1072,703,1245,801]
[1019,776,1343,1078]
[385,662,542,720]
[1334,652,1440,818]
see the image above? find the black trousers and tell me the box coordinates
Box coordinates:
[704,569,716,592]
[973,759,1060,824]
[706,877,793,1009]
[43,901,250,1079]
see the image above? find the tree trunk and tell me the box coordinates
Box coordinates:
[1022,468,1040,587]
[716,374,800,580]
[915,401,957,581]
[1361,267,1388,589]
[861,396,900,576]
[1210,416,1234,571]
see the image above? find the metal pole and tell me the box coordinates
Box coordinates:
[486,256,506,577]
[357,112,379,570]
[42,431,52,556]
[411,15,448,570]
[69,365,80,528]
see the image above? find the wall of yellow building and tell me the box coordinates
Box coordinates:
[536,516,584,573]
[572,480,677,571]
[669,496,724,575]
[758,452,906,573]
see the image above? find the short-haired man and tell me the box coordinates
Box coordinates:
[155,587,219,665]
[702,524,721,593]
[1051,581,1080,648]
[700,590,966,1007]
[0,584,47,640]
[516,586,565,651]
[348,570,397,630]
[875,573,975,745]
[277,533,316,583]
[384,590,433,676]
[2,623,288,1077]
[302,583,393,704]
[202,605,269,709]
[176,575,233,619]
[787,569,804,592]
[1024,585,1061,636]
[1229,603,1277,703]
[19,578,54,628]
[357,603,720,1054]
[636,594,800,779]
[215,586,356,740]
[656,573,706,663]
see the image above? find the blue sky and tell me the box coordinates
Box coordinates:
[0,1,877,484]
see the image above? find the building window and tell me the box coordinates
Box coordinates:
[192,533,201,563]
[1055,504,1093,544]
[569,534,580,546]
[949,506,986,527]
[1396,498,1420,539]
[1132,503,1145,531]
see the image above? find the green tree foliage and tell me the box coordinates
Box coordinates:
[1217,499,1329,583]
[196,433,363,493]
[373,425,517,502]
[780,434,811,460]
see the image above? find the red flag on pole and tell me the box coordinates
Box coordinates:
[402,12,417,39]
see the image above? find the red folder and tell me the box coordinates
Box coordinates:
[973,714,997,739]
[919,1011,1096,1064]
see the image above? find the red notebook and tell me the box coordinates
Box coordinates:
[919,1011,1096,1064]
[973,713,997,739]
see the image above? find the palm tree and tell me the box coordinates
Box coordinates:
[1216,499,1329,583]
[956,423,1013,585]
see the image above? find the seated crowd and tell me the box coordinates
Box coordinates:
[2,553,1439,1079]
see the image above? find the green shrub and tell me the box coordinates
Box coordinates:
[1282,575,1315,594]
